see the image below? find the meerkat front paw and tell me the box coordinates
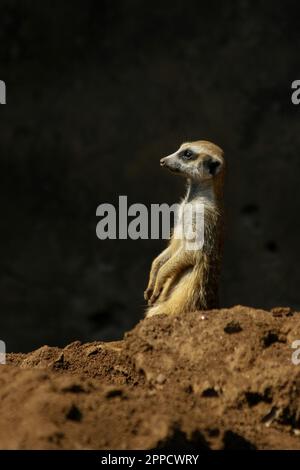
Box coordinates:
[149,286,162,305]
[144,287,153,302]
[145,289,156,307]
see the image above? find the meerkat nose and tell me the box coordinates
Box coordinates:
[160,158,166,166]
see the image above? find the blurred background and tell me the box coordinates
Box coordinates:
[0,0,300,352]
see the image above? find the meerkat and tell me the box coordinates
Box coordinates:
[144,140,225,317]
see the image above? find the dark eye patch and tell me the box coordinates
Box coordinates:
[178,148,197,160]
[203,156,221,175]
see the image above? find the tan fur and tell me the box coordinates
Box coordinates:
[145,140,225,317]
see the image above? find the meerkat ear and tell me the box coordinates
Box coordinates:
[203,156,222,176]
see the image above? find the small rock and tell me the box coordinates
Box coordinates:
[85,345,103,357]
[271,307,292,317]
[53,352,64,365]
[262,406,279,426]
[156,374,166,385]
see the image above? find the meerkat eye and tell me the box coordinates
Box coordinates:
[179,149,195,160]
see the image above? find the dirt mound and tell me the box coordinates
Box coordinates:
[1,306,300,449]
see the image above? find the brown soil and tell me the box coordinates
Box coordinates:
[2,306,300,450]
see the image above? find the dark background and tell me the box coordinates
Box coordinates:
[0,0,299,352]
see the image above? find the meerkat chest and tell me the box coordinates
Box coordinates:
[173,198,209,249]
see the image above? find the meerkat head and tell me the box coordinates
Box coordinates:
[160,140,224,182]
